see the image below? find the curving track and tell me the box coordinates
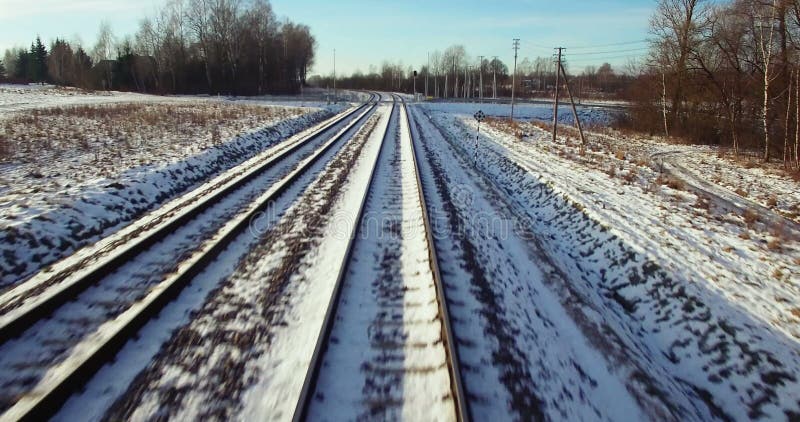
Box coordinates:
[0,94,380,421]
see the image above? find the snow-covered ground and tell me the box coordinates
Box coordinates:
[0,84,179,113]
[309,102,454,420]
[418,102,800,419]
[58,102,388,421]
[0,88,348,289]
[422,101,620,128]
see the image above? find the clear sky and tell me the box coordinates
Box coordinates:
[1,0,654,75]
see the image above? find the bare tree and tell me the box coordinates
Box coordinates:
[650,0,709,130]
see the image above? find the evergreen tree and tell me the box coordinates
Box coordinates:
[14,50,29,80]
[73,47,93,88]
[29,37,48,83]
[0,59,6,82]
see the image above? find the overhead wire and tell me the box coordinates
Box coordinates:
[567,47,651,56]
[565,39,649,49]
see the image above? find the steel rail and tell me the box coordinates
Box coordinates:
[292,95,396,422]
[0,94,376,345]
[401,96,470,422]
[0,93,381,422]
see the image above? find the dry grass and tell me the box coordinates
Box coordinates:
[743,208,759,226]
[0,102,303,163]
[791,308,800,319]
[739,230,751,240]
[766,195,778,207]
[615,149,626,161]
[773,268,784,279]
[657,175,686,191]
[693,196,711,211]
[735,187,749,198]
[622,168,638,184]
[767,238,782,251]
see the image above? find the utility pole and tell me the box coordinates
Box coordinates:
[492,56,498,99]
[333,48,337,103]
[478,56,484,102]
[552,47,563,142]
[511,38,520,122]
[464,66,468,99]
[426,52,430,98]
[558,58,586,147]
[453,57,458,98]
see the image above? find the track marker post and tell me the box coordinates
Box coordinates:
[473,110,485,163]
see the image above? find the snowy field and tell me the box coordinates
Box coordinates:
[0,85,345,289]
[422,100,621,128]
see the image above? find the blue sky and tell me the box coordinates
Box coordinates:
[1,0,654,75]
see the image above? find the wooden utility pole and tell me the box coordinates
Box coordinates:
[453,57,458,98]
[333,48,336,102]
[478,56,484,102]
[511,39,520,122]
[552,47,563,141]
[558,60,586,147]
[492,56,498,99]
[426,52,430,98]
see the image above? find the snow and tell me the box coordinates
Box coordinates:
[418,104,800,419]
[421,100,620,128]
[0,93,347,289]
[0,103,372,419]
[56,100,385,421]
[408,105,652,420]
[236,103,390,421]
[308,100,454,420]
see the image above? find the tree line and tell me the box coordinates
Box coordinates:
[0,0,316,95]
[317,44,631,101]
[628,0,800,168]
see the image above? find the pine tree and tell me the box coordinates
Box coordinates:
[0,59,6,82]
[14,50,29,80]
[29,37,49,83]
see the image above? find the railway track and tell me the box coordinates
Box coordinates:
[292,95,469,421]
[0,93,381,421]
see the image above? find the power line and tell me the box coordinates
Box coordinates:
[564,53,647,64]
[566,39,649,49]
[567,47,650,56]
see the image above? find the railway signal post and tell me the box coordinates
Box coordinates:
[474,110,485,163]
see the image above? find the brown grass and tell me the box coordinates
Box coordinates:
[791,308,800,319]
[657,175,686,191]
[615,149,626,161]
[0,102,302,162]
[693,196,711,211]
[767,238,782,251]
[622,168,638,184]
[734,187,749,198]
[766,195,778,207]
[739,231,751,240]
[742,208,759,226]
[773,268,784,279]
